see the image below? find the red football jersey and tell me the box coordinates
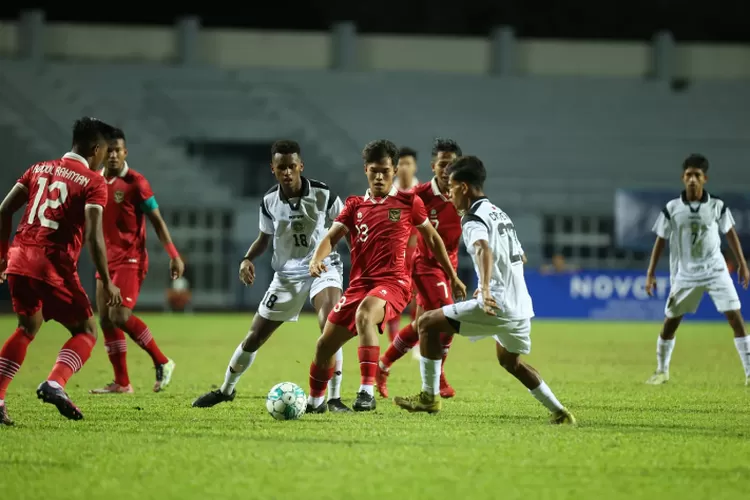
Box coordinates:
[335,186,428,285]
[102,163,154,270]
[7,152,108,284]
[413,178,462,273]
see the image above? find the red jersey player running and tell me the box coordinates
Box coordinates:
[306,140,466,412]
[90,128,184,394]
[0,117,122,425]
[377,138,463,399]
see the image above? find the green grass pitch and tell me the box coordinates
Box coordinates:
[0,313,748,500]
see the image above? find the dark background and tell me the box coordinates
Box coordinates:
[1,0,749,42]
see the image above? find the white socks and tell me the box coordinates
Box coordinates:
[329,348,344,400]
[734,336,750,378]
[220,343,257,395]
[420,357,441,395]
[529,381,564,412]
[656,337,675,373]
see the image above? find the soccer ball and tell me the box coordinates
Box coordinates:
[266,382,307,420]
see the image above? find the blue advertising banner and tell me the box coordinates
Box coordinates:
[525,270,745,321]
[615,189,750,252]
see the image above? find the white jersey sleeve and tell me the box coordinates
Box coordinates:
[326,195,344,227]
[463,220,490,249]
[652,207,672,239]
[718,203,735,234]
[259,199,274,235]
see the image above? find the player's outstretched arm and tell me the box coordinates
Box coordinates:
[645,237,666,296]
[725,228,749,289]
[310,223,347,277]
[417,222,466,300]
[146,208,184,280]
[0,184,28,258]
[85,205,121,306]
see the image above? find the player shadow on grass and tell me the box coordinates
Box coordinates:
[0,459,77,470]
[576,402,750,415]
[584,420,747,438]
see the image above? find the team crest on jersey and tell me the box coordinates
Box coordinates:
[114,190,125,203]
[388,209,401,222]
[430,209,437,216]
[292,221,304,232]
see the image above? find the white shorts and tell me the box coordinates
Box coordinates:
[443,300,532,355]
[665,272,741,318]
[257,266,343,322]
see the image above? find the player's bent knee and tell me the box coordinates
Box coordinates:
[65,317,98,338]
[354,299,380,331]
[16,314,42,336]
[498,352,520,372]
[416,310,441,336]
[108,306,132,327]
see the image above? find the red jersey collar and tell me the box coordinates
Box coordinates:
[364,185,398,203]
[102,161,129,182]
[430,177,450,202]
[63,151,89,168]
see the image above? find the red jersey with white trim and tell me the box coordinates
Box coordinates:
[413,178,461,273]
[7,152,108,283]
[102,163,154,270]
[334,186,428,286]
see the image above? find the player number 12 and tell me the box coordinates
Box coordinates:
[28,177,69,230]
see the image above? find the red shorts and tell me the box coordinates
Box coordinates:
[96,267,146,309]
[327,280,411,336]
[414,269,455,311]
[8,274,92,325]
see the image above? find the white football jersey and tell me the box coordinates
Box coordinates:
[461,198,534,320]
[260,177,343,279]
[652,191,734,284]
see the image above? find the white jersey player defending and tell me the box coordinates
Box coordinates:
[394,156,576,424]
[193,140,352,412]
[645,154,750,385]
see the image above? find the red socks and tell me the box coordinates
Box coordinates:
[48,333,96,388]
[309,362,335,398]
[380,323,419,370]
[0,329,34,400]
[358,346,379,386]
[103,327,130,386]
[124,315,168,366]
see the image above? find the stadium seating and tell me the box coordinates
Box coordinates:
[2,59,749,215]
[0,61,233,204]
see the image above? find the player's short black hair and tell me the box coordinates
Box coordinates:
[446,156,486,189]
[398,146,417,161]
[683,154,709,172]
[71,117,116,150]
[432,138,462,158]
[271,140,301,157]
[110,127,126,143]
[362,139,399,165]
